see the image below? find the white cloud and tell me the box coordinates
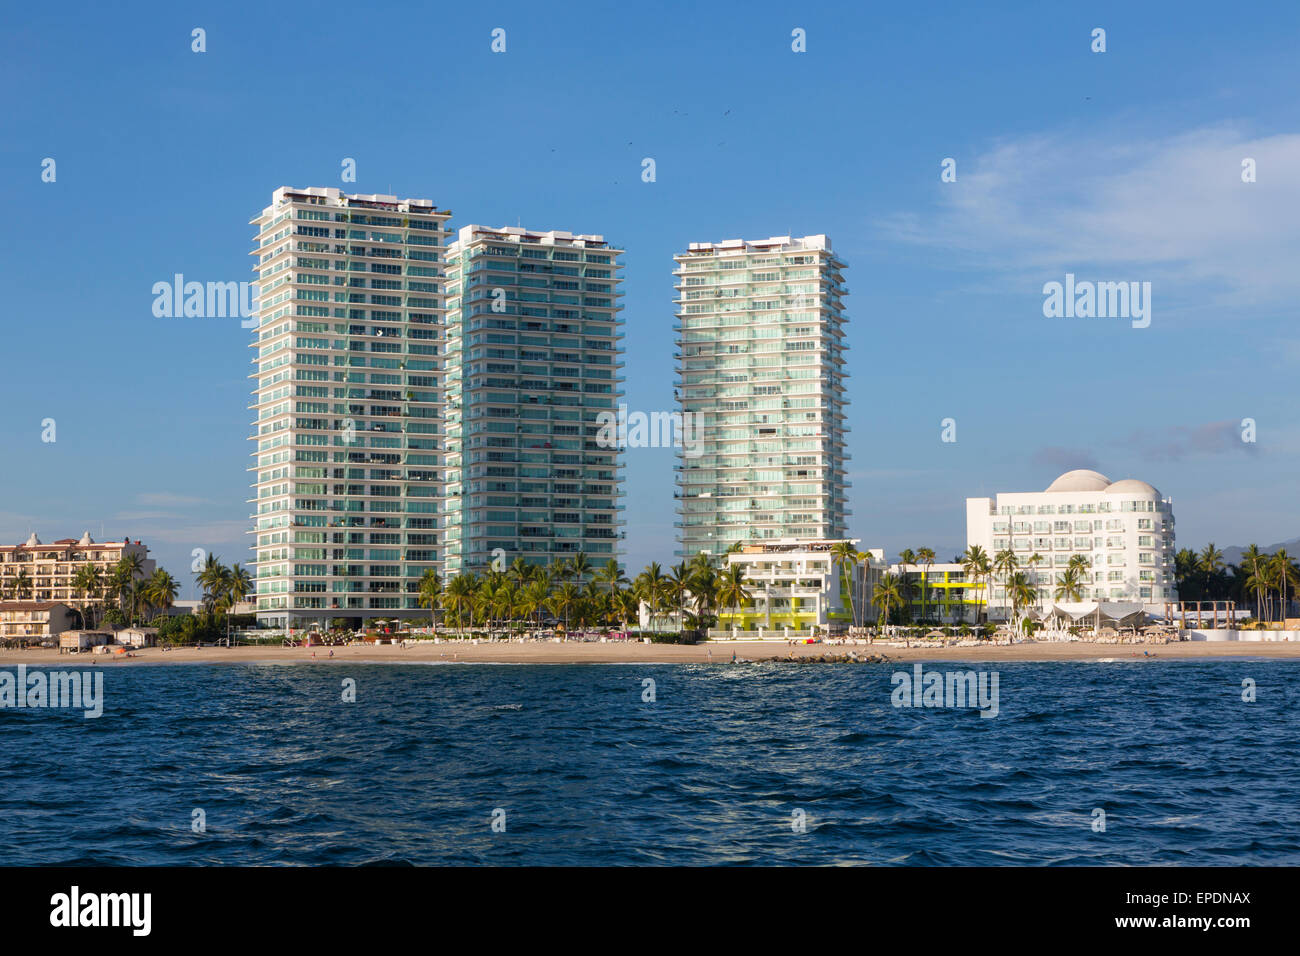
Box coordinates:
[877,124,1300,310]
[136,492,208,507]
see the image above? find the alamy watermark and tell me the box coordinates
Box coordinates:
[891,663,999,718]
[152,274,258,328]
[1,665,103,719]
[50,886,150,936]
[595,403,702,458]
[1042,274,1151,329]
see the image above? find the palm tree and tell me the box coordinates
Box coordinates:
[716,565,751,625]
[691,561,720,614]
[688,551,715,576]
[993,548,1018,624]
[635,562,668,633]
[569,551,591,587]
[72,562,103,630]
[549,582,580,632]
[519,579,550,631]
[417,569,442,629]
[508,557,533,589]
[106,559,134,623]
[579,582,604,629]
[222,563,253,645]
[1054,567,1085,603]
[440,573,476,637]
[829,540,859,627]
[126,580,147,626]
[144,569,179,621]
[1199,543,1225,576]
[596,558,629,594]
[552,558,574,585]
[12,568,32,601]
[1271,549,1298,622]
[491,581,519,635]
[1008,571,1038,636]
[471,583,492,631]
[961,545,991,625]
[612,588,639,634]
[916,547,936,622]
[871,573,903,638]
[896,548,917,619]
[666,562,692,631]
[1239,544,1266,621]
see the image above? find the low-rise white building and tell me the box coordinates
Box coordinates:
[59,630,113,653]
[967,469,1177,616]
[718,538,886,635]
[116,627,159,648]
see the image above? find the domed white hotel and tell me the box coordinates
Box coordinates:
[965,469,1177,613]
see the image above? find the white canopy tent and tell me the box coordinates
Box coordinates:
[1032,601,1151,632]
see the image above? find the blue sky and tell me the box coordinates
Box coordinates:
[3,0,1298,597]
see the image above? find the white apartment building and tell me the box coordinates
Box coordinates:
[249,187,452,630]
[674,236,850,560]
[443,225,625,574]
[966,469,1177,613]
[718,539,884,635]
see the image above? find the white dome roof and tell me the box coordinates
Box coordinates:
[1045,469,1112,493]
[1105,478,1159,496]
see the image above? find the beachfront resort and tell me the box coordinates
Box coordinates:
[7,192,1296,651]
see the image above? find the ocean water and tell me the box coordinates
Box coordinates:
[2,660,1298,865]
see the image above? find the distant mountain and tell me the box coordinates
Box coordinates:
[1219,538,1300,566]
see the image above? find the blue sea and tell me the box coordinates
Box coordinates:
[2,660,1297,865]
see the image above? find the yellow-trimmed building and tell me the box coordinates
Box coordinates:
[717,538,886,636]
[889,562,988,623]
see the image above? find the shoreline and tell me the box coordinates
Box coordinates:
[4,640,1300,666]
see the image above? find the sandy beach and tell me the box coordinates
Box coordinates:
[3,639,1300,666]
